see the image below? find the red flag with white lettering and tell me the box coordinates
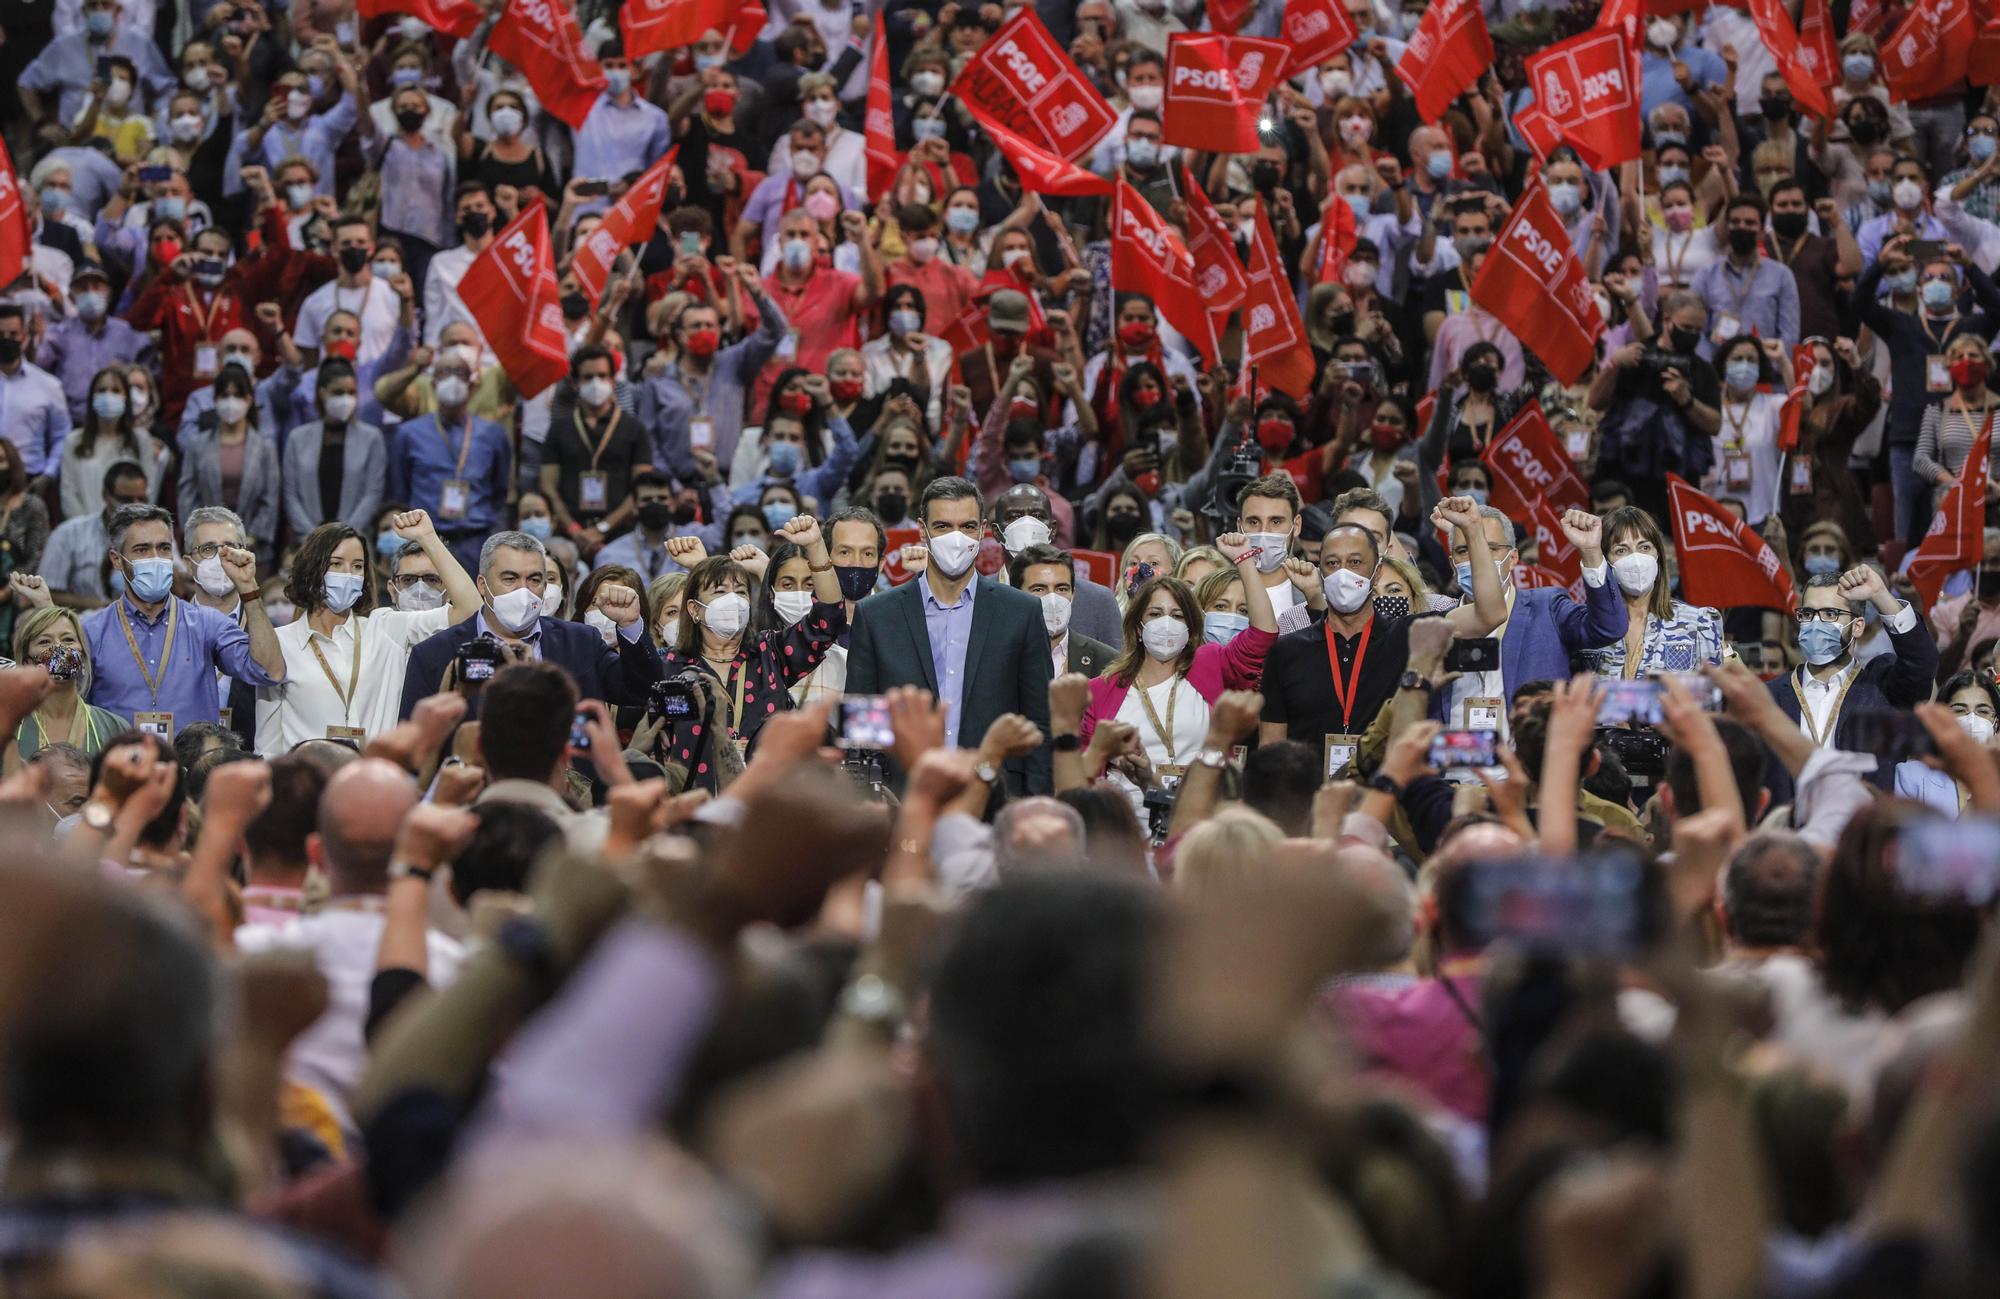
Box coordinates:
[1239,200,1316,398]
[571,147,678,309]
[1208,0,1259,36]
[1470,178,1603,384]
[1480,399,1591,521]
[1314,194,1358,286]
[981,116,1113,196]
[1596,0,1639,26]
[1851,0,1892,36]
[0,136,28,288]
[1529,495,1585,597]
[1909,420,1993,610]
[722,0,764,53]
[1665,473,1797,611]
[357,0,483,38]
[620,0,734,59]
[1778,343,1815,452]
[1110,178,1210,361]
[1881,0,1974,102]
[1162,34,1288,154]
[459,200,570,398]
[865,26,900,201]
[1395,0,1493,122]
[1513,102,1563,164]
[1276,0,1359,79]
[952,9,1117,162]
[1748,0,1833,119]
[490,0,606,131]
[1523,25,1643,170]
[1796,0,1840,101]
[1181,163,1248,316]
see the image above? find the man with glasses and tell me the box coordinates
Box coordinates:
[1767,566,1937,763]
[388,540,447,613]
[182,506,257,747]
[848,476,1054,796]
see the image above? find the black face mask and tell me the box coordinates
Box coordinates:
[395,108,427,133]
[1251,161,1282,192]
[337,246,370,274]
[1980,568,2000,599]
[1669,326,1702,353]
[1327,311,1355,336]
[458,211,491,240]
[1771,210,1809,239]
[835,564,878,602]
[1464,364,1497,393]
[1849,118,1885,146]
[1727,227,1760,256]
[636,501,673,531]
[875,491,908,523]
[1761,97,1793,122]
[561,292,588,320]
[1104,511,1143,544]
[0,338,19,365]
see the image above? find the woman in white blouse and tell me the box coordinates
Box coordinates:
[253,511,481,756]
[1708,335,1789,527]
[860,283,957,429]
[1650,180,1720,290]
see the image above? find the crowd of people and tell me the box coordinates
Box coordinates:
[8,0,2000,1296]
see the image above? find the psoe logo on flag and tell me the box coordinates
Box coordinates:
[1248,303,1276,333]
[995,38,1048,93]
[1199,264,1230,295]
[1050,103,1086,137]
[1286,8,1328,41]
[1541,70,1573,116]
[1235,50,1266,88]
[1172,62,1238,99]
[1509,220,1566,276]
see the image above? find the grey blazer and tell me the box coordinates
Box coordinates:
[283,421,386,540]
[178,430,281,549]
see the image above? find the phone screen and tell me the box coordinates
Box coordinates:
[1897,815,2000,905]
[1429,729,1497,770]
[1458,854,1650,958]
[839,695,894,750]
[569,710,592,751]
[1597,680,1664,727]
[461,656,496,683]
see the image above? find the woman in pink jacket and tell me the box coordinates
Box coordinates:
[1080,534,1279,785]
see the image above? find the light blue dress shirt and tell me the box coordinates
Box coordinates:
[920,571,976,749]
[83,594,279,725]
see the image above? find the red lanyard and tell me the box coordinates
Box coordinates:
[1323,616,1374,731]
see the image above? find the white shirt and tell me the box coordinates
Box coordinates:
[236,906,464,1130]
[1110,670,1211,815]
[422,244,483,348]
[295,276,403,364]
[254,604,454,756]
[1050,632,1068,679]
[1711,391,1784,525]
[1795,600,1917,745]
[1265,576,1314,635]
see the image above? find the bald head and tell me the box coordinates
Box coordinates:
[314,758,418,894]
[1332,844,1415,970]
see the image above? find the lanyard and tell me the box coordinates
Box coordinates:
[703,655,749,733]
[1921,310,1961,349]
[1949,396,1998,449]
[438,409,475,476]
[1721,396,1754,448]
[1794,664,1856,746]
[308,620,364,722]
[30,704,92,751]
[574,408,619,471]
[183,285,216,337]
[1323,616,1374,732]
[1135,675,1182,763]
[117,600,179,707]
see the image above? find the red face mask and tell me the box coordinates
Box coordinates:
[1117,320,1156,350]
[1009,396,1040,419]
[326,338,358,361]
[683,328,720,358]
[1368,420,1403,450]
[829,377,864,403]
[780,390,814,415]
[156,239,182,265]
[703,88,738,116]
[1952,355,1992,389]
[1130,387,1161,409]
[1256,418,1292,453]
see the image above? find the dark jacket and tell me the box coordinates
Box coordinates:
[847,576,1054,795]
[397,616,666,719]
[1765,608,1939,793]
[1068,631,1115,679]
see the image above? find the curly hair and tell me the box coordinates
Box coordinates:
[284,523,373,616]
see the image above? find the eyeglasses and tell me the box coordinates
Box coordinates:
[1795,607,1854,623]
[392,573,444,589]
[186,541,238,560]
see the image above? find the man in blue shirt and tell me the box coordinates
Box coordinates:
[573,39,672,185]
[21,504,285,735]
[640,264,788,479]
[387,351,511,574]
[1638,12,1727,122]
[35,266,150,422]
[19,0,174,129]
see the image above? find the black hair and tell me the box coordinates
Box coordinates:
[1007,543,1074,590]
[1721,833,1819,949]
[1242,740,1321,836]
[90,731,185,850]
[171,721,240,775]
[919,475,983,526]
[479,662,579,783]
[1663,717,1766,825]
[285,522,373,616]
[451,802,563,905]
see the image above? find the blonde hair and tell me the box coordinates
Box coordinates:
[647,572,689,646]
[1176,545,1229,583]
[1376,554,1430,600]
[13,607,91,698]
[1174,806,1284,900]
[1116,531,1184,608]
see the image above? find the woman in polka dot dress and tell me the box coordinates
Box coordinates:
[658,515,845,789]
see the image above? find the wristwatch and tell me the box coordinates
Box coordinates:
[388,860,435,883]
[1368,772,1405,798]
[80,798,116,831]
[1051,732,1082,752]
[973,759,1000,785]
[1399,670,1434,693]
[1193,747,1229,769]
[837,972,908,1034]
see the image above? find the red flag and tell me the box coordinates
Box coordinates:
[1110,178,1210,360]
[1470,178,1604,384]
[1162,34,1288,154]
[722,0,764,54]
[357,0,483,38]
[622,0,736,61]
[1514,563,1582,595]
[490,0,606,131]
[951,9,1117,162]
[1480,399,1591,521]
[1395,0,1493,122]
[1208,0,1259,34]
[572,147,678,309]
[1747,0,1833,119]
[865,26,901,201]
[1314,194,1358,285]
[459,201,570,398]
[1973,0,2000,86]
[1276,0,1359,79]
[1529,495,1585,597]
[0,136,29,289]
[1909,419,1994,609]
[981,116,1113,197]
[1524,26,1643,170]
[1513,102,1563,164]
[1665,473,1798,612]
[1796,0,1840,101]
[1881,0,1974,102]
[1238,200,1316,399]
[1596,0,1640,25]
[1180,164,1248,316]
[1851,0,1892,36]
[1778,344,1815,452]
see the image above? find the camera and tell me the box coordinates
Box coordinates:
[1208,444,1265,523]
[649,669,705,719]
[454,635,504,687]
[1594,725,1668,787]
[1446,637,1499,674]
[1141,784,1178,846]
[1636,350,1686,381]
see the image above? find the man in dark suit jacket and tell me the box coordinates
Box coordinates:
[1766,566,1937,789]
[849,478,1054,794]
[1008,542,1116,682]
[398,531,664,718]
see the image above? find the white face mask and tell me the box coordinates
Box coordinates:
[434,375,470,407]
[487,584,543,633]
[773,590,814,625]
[583,607,619,643]
[659,616,680,644]
[928,530,980,577]
[1961,713,1997,743]
[1001,515,1052,554]
[791,151,823,179]
[399,580,446,611]
[539,582,564,618]
[1128,84,1162,111]
[579,377,614,407]
[194,554,236,598]
[128,387,151,416]
[1612,552,1659,597]
[1040,591,1072,636]
[1141,616,1189,660]
[322,393,357,423]
[804,98,837,127]
[214,396,249,425]
[702,591,750,638]
[1893,178,1924,210]
[1244,532,1290,573]
[1322,566,1373,613]
[1808,364,1834,395]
